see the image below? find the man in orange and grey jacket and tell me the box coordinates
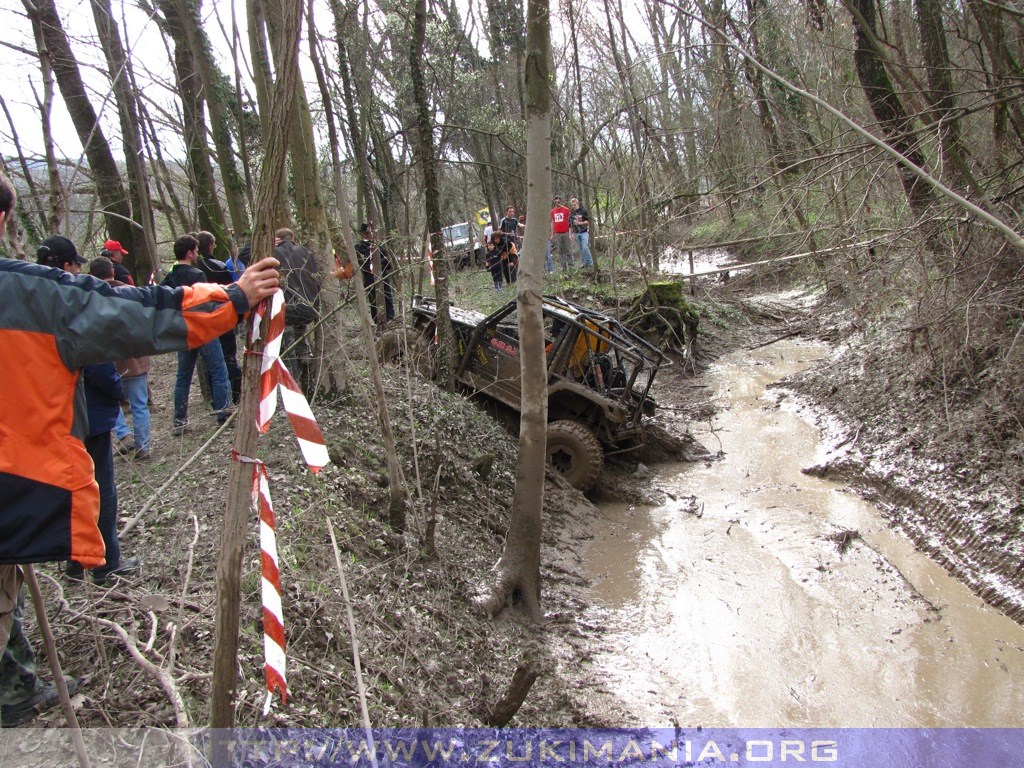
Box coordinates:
[0,171,280,725]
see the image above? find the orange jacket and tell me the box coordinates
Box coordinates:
[0,260,249,567]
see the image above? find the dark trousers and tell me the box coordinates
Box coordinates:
[219,328,242,404]
[85,432,120,575]
[362,268,395,321]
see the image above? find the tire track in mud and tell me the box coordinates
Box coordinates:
[582,339,1024,727]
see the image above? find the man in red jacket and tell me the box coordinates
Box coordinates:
[0,172,280,726]
[550,194,574,272]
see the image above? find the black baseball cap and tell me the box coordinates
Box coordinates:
[37,235,87,267]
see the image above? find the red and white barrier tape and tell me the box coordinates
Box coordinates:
[252,291,330,470]
[245,290,331,713]
[256,461,287,712]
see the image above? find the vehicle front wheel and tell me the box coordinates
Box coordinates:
[377,327,437,379]
[376,328,407,365]
[546,420,603,493]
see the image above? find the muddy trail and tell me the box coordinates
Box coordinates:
[583,338,1024,727]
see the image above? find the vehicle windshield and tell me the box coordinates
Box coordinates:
[442,223,469,244]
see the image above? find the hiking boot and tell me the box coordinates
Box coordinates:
[134,449,152,461]
[65,561,85,581]
[115,436,135,455]
[92,556,140,586]
[1,678,78,728]
[216,405,235,425]
[172,420,188,436]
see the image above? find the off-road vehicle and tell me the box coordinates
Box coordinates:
[441,222,484,269]
[380,295,667,492]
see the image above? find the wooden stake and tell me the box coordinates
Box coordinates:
[23,565,91,768]
[208,0,304,734]
[326,518,379,768]
[209,313,266,729]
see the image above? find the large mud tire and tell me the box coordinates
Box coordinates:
[377,329,407,365]
[377,328,437,379]
[546,420,603,493]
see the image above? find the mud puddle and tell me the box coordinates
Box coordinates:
[585,339,1024,727]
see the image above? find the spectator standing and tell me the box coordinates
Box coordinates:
[499,206,520,248]
[68,359,139,584]
[161,234,233,434]
[224,252,244,281]
[196,231,243,403]
[53,251,139,586]
[354,223,396,322]
[101,239,135,286]
[234,234,252,271]
[550,195,574,271]
[89,258,153,460]
[274,228,323,367]
[0,170,279,725]
[569,197,595,269]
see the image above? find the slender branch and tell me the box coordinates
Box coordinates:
[23,565,91,768]
[92,615,189,728]
[326,518,379,768]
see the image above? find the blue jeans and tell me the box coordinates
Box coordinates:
[545,239,554,273]
[174,340,230,425]
[575,231,594,267]
[113,375,151,452]
[85,432,120,574]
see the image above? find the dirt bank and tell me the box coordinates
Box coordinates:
[786,306,1024,625]
[28,339,632,729]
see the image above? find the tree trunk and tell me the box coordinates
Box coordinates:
[848,0,934,219]
[155,0,229,244]
[90,0,160,281]
[965,0,1024,170]
[409,0,456,393]
[914,0,981,197]
[0,97,48,240]
[306,0,351,396]
[476,0,550,623]
[331,0,380,226]
[209,0,303,733]
[24,0,133,249]
[173,0,251,246]
[247,0,291,226]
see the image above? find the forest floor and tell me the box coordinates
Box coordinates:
[21,264,1023,732]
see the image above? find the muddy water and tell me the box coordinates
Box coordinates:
[585,339,1024,727]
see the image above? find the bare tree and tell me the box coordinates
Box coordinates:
[409,0,457,393]
[90,0,160,280]
[154,0,230,250]
[23,0,133,248]
[170,0,252,242]
[210,0,303,734]
[476,0,551,623]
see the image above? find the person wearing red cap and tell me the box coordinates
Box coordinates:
[101,239,134,286]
